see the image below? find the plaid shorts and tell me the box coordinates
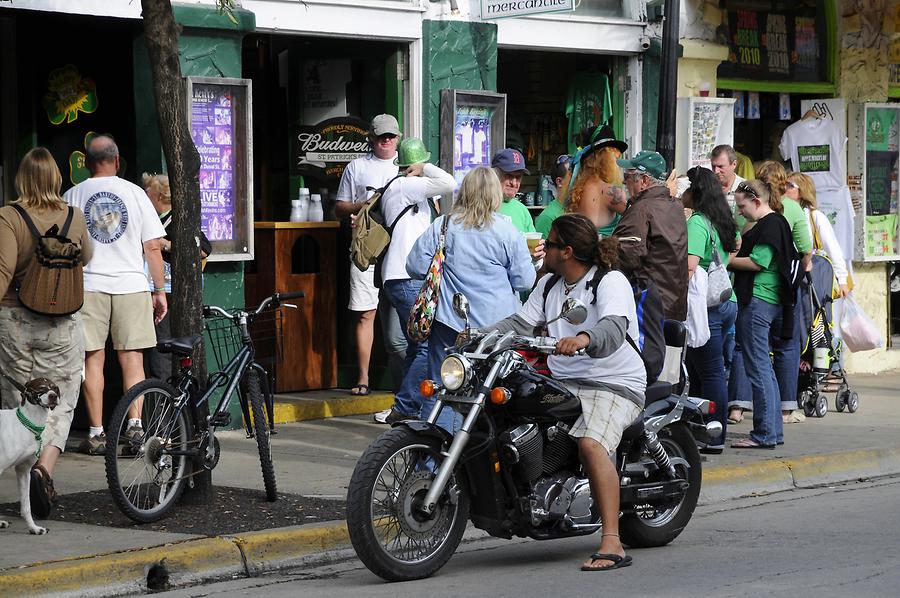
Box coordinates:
[564,383,642,453]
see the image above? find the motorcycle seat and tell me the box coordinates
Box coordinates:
[644,380,673,405]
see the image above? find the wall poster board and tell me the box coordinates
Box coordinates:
[439,90,507,188]
[848,103,900,261]
[674,97,735,175]
[185,76,253,262]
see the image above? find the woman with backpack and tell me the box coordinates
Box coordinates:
[0,147,93,517]
[684,166,738,454]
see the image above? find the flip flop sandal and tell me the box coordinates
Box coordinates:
[581,553,633,572]
[730,438,775,449]
[350,384,371,396]
[30,465,57,519]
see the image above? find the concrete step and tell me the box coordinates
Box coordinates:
[270,389,394,424]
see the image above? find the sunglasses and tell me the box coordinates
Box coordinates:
[786,181,800,190]
[544,239,567,251]
[736,182,759,198]
[556,154,572,165]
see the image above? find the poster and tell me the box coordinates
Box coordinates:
[864,150,897,216]
[190,84,236,242]
[291,117,369,183]
[302,60,351,123]
[453,106,493,185]
[865,214,898,256]
[690,103,727,167]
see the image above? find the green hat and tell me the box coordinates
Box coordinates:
[616,150,667,180]
[396,138,431,168]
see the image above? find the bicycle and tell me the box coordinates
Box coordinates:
[104,291,304,523]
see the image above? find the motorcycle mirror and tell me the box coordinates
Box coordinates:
[559,298,587,325]
[452,293,470,321]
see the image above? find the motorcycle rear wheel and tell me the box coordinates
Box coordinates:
[619,422,701,548]
[346,426,469,581]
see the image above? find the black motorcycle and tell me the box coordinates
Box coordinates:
[346,294,719,581]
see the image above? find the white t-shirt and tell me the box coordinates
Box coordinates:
[335,154,399,203]
[381,164,456,283]
[64,176,167,294]
[779,118,847,191]
[518,268,646,392]
[725,174,745,215]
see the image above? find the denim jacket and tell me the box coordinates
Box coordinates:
[406,213,536,332]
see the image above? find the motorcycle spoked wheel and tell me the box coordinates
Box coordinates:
[619,422,702,548]
[346,427,470,581]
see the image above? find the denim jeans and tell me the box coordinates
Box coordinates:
[735,298,783,446]
[384,279,430,417]
[686,300,737,447]
[427,320,464,434]
[377,290,407,392]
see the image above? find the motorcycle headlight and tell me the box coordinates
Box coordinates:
[440,355,471,391]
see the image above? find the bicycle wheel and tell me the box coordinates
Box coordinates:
[245,368,277,501]
[105,379,192,523]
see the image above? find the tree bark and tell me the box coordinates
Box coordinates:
[141,0,212,501]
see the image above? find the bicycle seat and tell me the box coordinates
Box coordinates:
[156,335,203,356]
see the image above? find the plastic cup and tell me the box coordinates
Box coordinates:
[524,232,542,253]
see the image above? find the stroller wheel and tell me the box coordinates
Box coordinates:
[835,384,849,412]
[814,393,828,418]
[801,390,815,418]
[847,391,860,414]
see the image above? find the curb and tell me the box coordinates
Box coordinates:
[6,446,900,596]
[271,393,394,425]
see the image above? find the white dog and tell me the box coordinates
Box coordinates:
[0,376,59,535]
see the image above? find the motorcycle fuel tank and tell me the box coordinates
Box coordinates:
[500,369,582,422]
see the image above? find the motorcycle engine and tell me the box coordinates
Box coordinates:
[529,474,594,527]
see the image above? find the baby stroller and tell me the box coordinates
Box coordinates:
[797,255,858,418]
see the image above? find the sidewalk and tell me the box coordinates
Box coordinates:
[2,372,899,596]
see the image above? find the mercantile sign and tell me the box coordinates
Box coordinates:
[480,0,574,20]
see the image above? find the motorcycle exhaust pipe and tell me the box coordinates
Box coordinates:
[705,421,723,439]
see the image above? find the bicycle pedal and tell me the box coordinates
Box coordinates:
[208,413,231,427]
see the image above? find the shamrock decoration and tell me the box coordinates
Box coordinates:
[43,65,98,125]
[69,132,126,185]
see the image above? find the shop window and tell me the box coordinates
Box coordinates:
[574,0,625,18]
[291,235,320,274]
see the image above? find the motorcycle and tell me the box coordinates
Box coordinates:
[346,294,720,581]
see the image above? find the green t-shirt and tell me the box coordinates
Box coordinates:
[687,214,737,302]
[749,243,783,305]
[598,213,621,238]
[499,198,536,234]
[535,200,565,238]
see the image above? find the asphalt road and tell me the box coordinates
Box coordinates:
[154,475,900,598]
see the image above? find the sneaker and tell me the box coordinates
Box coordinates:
[79,432,107,456]
[698,444,724,455]
[384,408,419,425]
[373,408,392,424]
[122,425,144,454]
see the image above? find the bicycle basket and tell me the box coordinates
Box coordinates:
[203,310,284,389]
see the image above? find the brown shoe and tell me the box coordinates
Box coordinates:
[384,408,419,425]
[78,432,107,456]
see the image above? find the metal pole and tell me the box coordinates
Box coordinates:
[656,0,680,173]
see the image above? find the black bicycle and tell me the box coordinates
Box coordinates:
[104,291,303,523]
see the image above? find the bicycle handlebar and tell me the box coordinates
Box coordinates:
[203,291,305,320]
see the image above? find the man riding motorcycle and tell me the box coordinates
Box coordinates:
[479,213,646,571]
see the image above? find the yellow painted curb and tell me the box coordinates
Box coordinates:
[270,393,394,424]
[0,537,242,597]
[232,522,350,571]
[787,447,900,485]
[703,459,793,485]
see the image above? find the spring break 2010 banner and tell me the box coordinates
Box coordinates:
[191,84,235,242]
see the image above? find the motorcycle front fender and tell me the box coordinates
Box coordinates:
[392,420,454,447]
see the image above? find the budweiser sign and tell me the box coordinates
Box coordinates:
[291,116,370,181]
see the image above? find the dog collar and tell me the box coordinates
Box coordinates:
[16,408,44,458]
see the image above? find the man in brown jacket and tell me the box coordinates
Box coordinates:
[613,151,687,321]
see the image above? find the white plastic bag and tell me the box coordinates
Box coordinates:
[839,294,883,352]
[686,266,710,348]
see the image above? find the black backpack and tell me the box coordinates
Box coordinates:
[541,269,665,384]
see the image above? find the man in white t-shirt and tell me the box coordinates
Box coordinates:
[374,138,455,423]
[335,114,405,397]
[710,145,745,212]
[482,213,646,572]
[64,135,167,455]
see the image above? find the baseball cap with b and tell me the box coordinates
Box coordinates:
[616,150,667,180]
[370,114,401,137]
[491,148,530,174]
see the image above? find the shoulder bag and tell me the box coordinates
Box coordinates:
[704,216,733,307]
[407,216,450,344]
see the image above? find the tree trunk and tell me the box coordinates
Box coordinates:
[141,0,212,502]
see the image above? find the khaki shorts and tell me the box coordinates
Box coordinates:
[348,261,379,312]
[82,291,157,351]
[565,383,642,453]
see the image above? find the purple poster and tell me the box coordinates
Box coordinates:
[191,85,235,242]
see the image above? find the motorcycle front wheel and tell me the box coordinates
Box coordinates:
[346,426,469,581]
[619,422,701,548]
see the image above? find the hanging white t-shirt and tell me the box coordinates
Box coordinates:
[64,176,167,294]
[815,186,855,264]
[335,153,399,204]
[518,268,646,395]
[779,118,846,191]
[380,164,456,283]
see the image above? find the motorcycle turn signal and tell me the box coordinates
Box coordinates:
[490,387,511,405]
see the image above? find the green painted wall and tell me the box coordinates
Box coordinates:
[421,20,498,160]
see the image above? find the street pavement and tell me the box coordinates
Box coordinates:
[1,371,899,596]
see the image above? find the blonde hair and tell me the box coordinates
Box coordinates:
[142,172,171,206]
[567,146,622,214]
[15,147,66,211]
[451,167,502,230]
[755,160,788,212]
[788,172,817,210]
